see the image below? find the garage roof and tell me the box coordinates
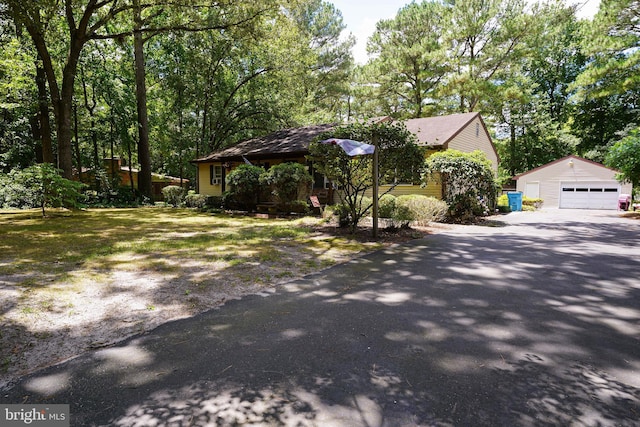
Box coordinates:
[513,155,620,179]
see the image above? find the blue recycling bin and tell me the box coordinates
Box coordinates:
[507,191,523,211]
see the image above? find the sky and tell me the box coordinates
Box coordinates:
[329,0,601,64]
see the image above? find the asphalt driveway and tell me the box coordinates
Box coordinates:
[2,209,639,426]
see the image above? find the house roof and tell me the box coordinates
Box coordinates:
[513,155,619,180]
[119,166,189,183]
[400,112,481,147]
[193,112,490,163]
[192,124,336,163]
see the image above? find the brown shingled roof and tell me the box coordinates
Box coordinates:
[192,124,336,163]
[401,112,480,147]
[194,113,488,163]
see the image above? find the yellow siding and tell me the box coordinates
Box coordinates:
[198,163,223,196]
[355,179,443,200]
[447,116,499,173]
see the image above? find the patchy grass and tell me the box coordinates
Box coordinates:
[0,208,355,275]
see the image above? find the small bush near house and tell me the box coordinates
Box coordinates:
[423,150,498,222]
[324,203,348,227]
[162,185,185,207]
[287,200,310,214]
[185,191,208,209]
[497,195,544,212]
[260,162,313,212]
[523,197,543,210]
[377,194,414,229]
[206,196,223,209]
[397,195,448,225]
[378,194,397,218]
[226,164,264,211]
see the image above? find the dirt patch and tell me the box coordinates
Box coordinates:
[0,220,447,391]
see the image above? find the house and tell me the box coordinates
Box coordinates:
[192,124,336,203]
[192,113,498,203]
[402,112,498,170]
[389,112,498,198]
[100,158,189,201]
[513,155,632,209]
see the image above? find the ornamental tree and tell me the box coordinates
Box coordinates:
[307,121,424,232]
[1,163,84,217]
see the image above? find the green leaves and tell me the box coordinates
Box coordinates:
[0,163,84,216]
[308,120,423,231]
[424,149,498,221]
[605,128,640,190]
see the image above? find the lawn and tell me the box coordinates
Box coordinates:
[0,207,395,387]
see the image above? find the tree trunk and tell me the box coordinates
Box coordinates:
[35,58,54,163]
[73,101,82,181]
[509,123,517,177]
[133,1,152,201]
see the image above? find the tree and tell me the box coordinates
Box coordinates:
[1,163,83,216]
[0,24,38,171]
[423,150,498,221]
[3,0,277,189]
[365,1,447,118]
[440,0,531,113]
[289,0,355,123]
[572,0,640,158]
[605,128,640,193]
[308,121,424,232]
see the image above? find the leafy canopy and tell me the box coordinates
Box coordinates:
[605,128,640,192]
[307,121,424,231]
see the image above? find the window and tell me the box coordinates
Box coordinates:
[210,165,223,185]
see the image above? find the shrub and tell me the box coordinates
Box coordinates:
[523,197,543,209]
[288,200,310,214]
[497,194,543,212]
[260,162,313,211]
[185,191,208,209]
[423,150,498,222]
[162,185,185,207]
[376,194,414,229]
[397,195,448,225]
[389,203,414,229]
[226,164,264,211]
[206,195,223,209]
[378,194,397,218]
[0,164,84,216]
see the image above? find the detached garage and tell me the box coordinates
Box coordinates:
[514,155,633,210]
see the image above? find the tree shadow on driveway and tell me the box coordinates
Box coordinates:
[2,216,639,426]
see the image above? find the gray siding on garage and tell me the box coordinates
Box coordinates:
[514,156,632,209]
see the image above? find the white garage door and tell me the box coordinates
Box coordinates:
[559,182,620,209]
